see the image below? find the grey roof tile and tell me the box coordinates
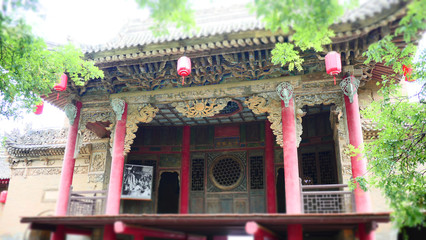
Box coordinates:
[84,1,402,54]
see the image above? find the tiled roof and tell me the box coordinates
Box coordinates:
[5,129,67,157]
[0,147,11,179]
[84,0,403,54]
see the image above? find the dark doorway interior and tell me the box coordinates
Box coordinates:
[276,168,286,213]
[157,172,180,213]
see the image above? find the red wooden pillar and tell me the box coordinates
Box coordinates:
[265,121,277,213]
[51,102,82,240]
[104,99,128,240]
[180,125,190,213]
[341,77,374,240]
[277,82,303,240]
[55,102,83,216]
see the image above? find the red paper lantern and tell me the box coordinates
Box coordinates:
[0,191,7,203]
[54,73,68,99]
[177,56,191,85]
[403,65,414,82]
[34,101,44,115]
[325,51,342,85]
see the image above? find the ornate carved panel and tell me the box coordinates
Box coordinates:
[172,98,231,118]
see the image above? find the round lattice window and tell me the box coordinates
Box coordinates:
[209,155,243,190]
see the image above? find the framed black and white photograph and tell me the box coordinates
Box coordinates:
[121,164,153,200]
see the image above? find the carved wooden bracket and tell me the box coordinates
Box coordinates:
[245,95,283,147]
[124,104,159,153]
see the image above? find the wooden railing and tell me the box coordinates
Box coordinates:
[67,187,107,216]
[301,183,355,213]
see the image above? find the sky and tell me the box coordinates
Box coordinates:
[0,0,424,135]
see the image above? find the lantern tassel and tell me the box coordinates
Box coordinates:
[334,75,336,85]
[57,92,60,100]
[182,76,185,85]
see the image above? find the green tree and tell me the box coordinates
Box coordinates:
[136,0,426,228]
[0,0,104,119]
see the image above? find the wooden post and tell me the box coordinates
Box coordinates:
[103,99,128,240]
[265,121,277,213]
[51,102,82,240]
[277,82,303,240]
[341,77,374,240]
[180,125,190,213]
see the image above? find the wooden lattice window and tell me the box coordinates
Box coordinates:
[191,159,205,191]
[209,155,243,190]
[318,151,336,184]
[301,153,318,184]
[250,156,264,189]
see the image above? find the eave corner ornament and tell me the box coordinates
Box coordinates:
[64,103,77,125]
[111,99,126,120]
[340,76,360,103]
[276,82,294,107]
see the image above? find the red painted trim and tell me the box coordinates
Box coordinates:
[344,94,372,213]
[287,224,303,240]
[55,101,82,216]
[265,121,277,213]
[281,99,302,214]
[50,225,65,240]
[104,224,116,240]
[180,126,190,214]
[114,221,187,239]
[358,223,375,240]
[105,103,128,215]
[245,221,278,240]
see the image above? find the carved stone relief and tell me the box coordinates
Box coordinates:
[88,173,105,183]
[90,152,106,172]
[80,111,115,131]
[172,98,231,118]
[10,166,89,176]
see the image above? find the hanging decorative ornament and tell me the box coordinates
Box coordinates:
[54,73,68,99]
[34,101,44,115]
[325,51,342,85]
[403,65,414,82]
[177,56,191,85]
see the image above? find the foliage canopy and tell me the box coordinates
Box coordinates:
[0,0,103,119]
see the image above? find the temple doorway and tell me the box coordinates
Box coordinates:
[157,172,180,213]
[298,104,338,185]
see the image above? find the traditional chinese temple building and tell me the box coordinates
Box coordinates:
[0,1,409,240]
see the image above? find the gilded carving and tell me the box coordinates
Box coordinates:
[123,104,159,153]
[90,152,106,172]
[245,96,283,146]
[172,98,231,118]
